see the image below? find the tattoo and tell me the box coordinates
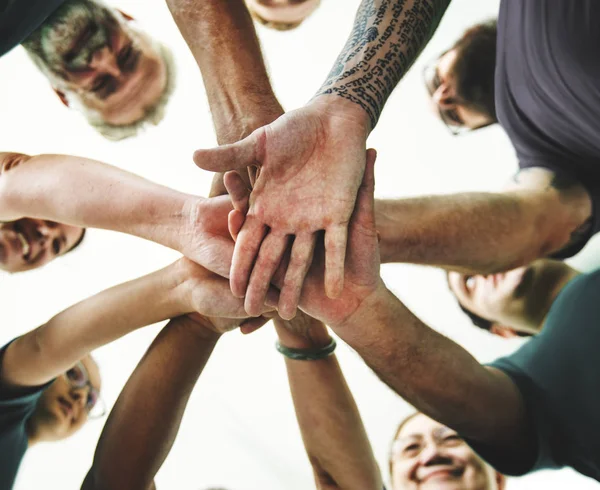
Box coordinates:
[315,0,451,128]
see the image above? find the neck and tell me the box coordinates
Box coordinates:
[528,263,580,334]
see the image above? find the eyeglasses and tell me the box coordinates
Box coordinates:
[422,57,493,136]
[64,361,107,419]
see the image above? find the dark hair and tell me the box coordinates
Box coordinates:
[450,20,498,122]
[65,228,87,255]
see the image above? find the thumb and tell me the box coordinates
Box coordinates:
[193,131,261,172]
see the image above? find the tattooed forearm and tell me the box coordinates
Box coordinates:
[315,0,451,129]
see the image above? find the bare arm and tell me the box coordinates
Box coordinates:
[82,316,221,490]
[274,315,382,490]
[0,152,238,277]
[165,0,283,196]
[332,283,534,462]
[0,259,257,389]
[376,168,592,273]
[314,0,452,129]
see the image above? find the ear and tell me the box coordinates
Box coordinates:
[490,324,520,339]
[116,10,135,22]
[52,88,69,108]
[496,471,506,490]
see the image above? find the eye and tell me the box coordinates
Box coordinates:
[86,390,98,412]
[118,44,140,72]
[66,365,86,386]
[442,434,463,446]
[403,443,421,456]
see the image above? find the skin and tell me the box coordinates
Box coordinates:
[245,0,321,25]
[23,0,167,125]
[447,259,580,336]
[427,49,494,130]
[0,218,84,273]
[193,0,451,320]
[27,356,101,445]
[391,414,504,490]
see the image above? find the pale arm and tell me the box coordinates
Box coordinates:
[376,168,593,273]
[0,259,258,389]
[275,316,382,490]
[0,152,237,277]
[82,316,221,490]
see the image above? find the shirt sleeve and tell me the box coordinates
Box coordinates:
[463,356,560,476]
[0,340,52,421]
[518,159,600,258]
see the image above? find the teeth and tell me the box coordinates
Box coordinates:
[16,232,30,257]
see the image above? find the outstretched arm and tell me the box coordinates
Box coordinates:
[0,259,264,389]
[0,152,236,277]
[193,0,451,319]
[82,315,222,490]
[165,0,283,197]
[275,315,382,490]
[376,167,592,273]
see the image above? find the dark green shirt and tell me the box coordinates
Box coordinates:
[0,342,48,490]
[470,269,600,480]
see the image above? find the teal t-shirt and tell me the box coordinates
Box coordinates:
[469,269,600,480]
[0,343,48,490]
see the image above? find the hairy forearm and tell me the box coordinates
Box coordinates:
[166,0,283,145]
[276,320,381,490]
[84,317,219,490]
[3,262,189,387]
[0,152,197,253]
[315,0,451,129]
[375,191,569,274]
[334,284,527,448]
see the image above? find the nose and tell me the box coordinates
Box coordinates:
[418,442,448,466]
[88,46,121,78]
[432,83,456,110]
[70,386,89,412]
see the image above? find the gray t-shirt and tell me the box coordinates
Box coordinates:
[469,269,600,480]
[495,0,600,257]
[0,342,49,490]
[0,0,66,57]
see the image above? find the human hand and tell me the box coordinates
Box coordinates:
[193,97,370,320]
[228,149,382,329]
[179,195,236,279]
[175,258,275,333]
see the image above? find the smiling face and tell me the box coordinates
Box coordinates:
[30,356,102,442]
[391,414,503,490]
[23,0,168,127]
[0,219,85,273]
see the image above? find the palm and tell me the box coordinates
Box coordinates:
[195,101,369,320]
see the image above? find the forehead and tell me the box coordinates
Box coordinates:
[437,48,459,78]
[397,414,447,440]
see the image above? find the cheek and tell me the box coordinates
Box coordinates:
[391,461,416,488]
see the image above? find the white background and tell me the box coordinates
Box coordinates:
[1,0,600,488]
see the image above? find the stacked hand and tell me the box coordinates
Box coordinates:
[194,98,370,320]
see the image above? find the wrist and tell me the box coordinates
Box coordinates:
[308,94,371,135]
[334,280,391,331]
[274,317,332,350]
